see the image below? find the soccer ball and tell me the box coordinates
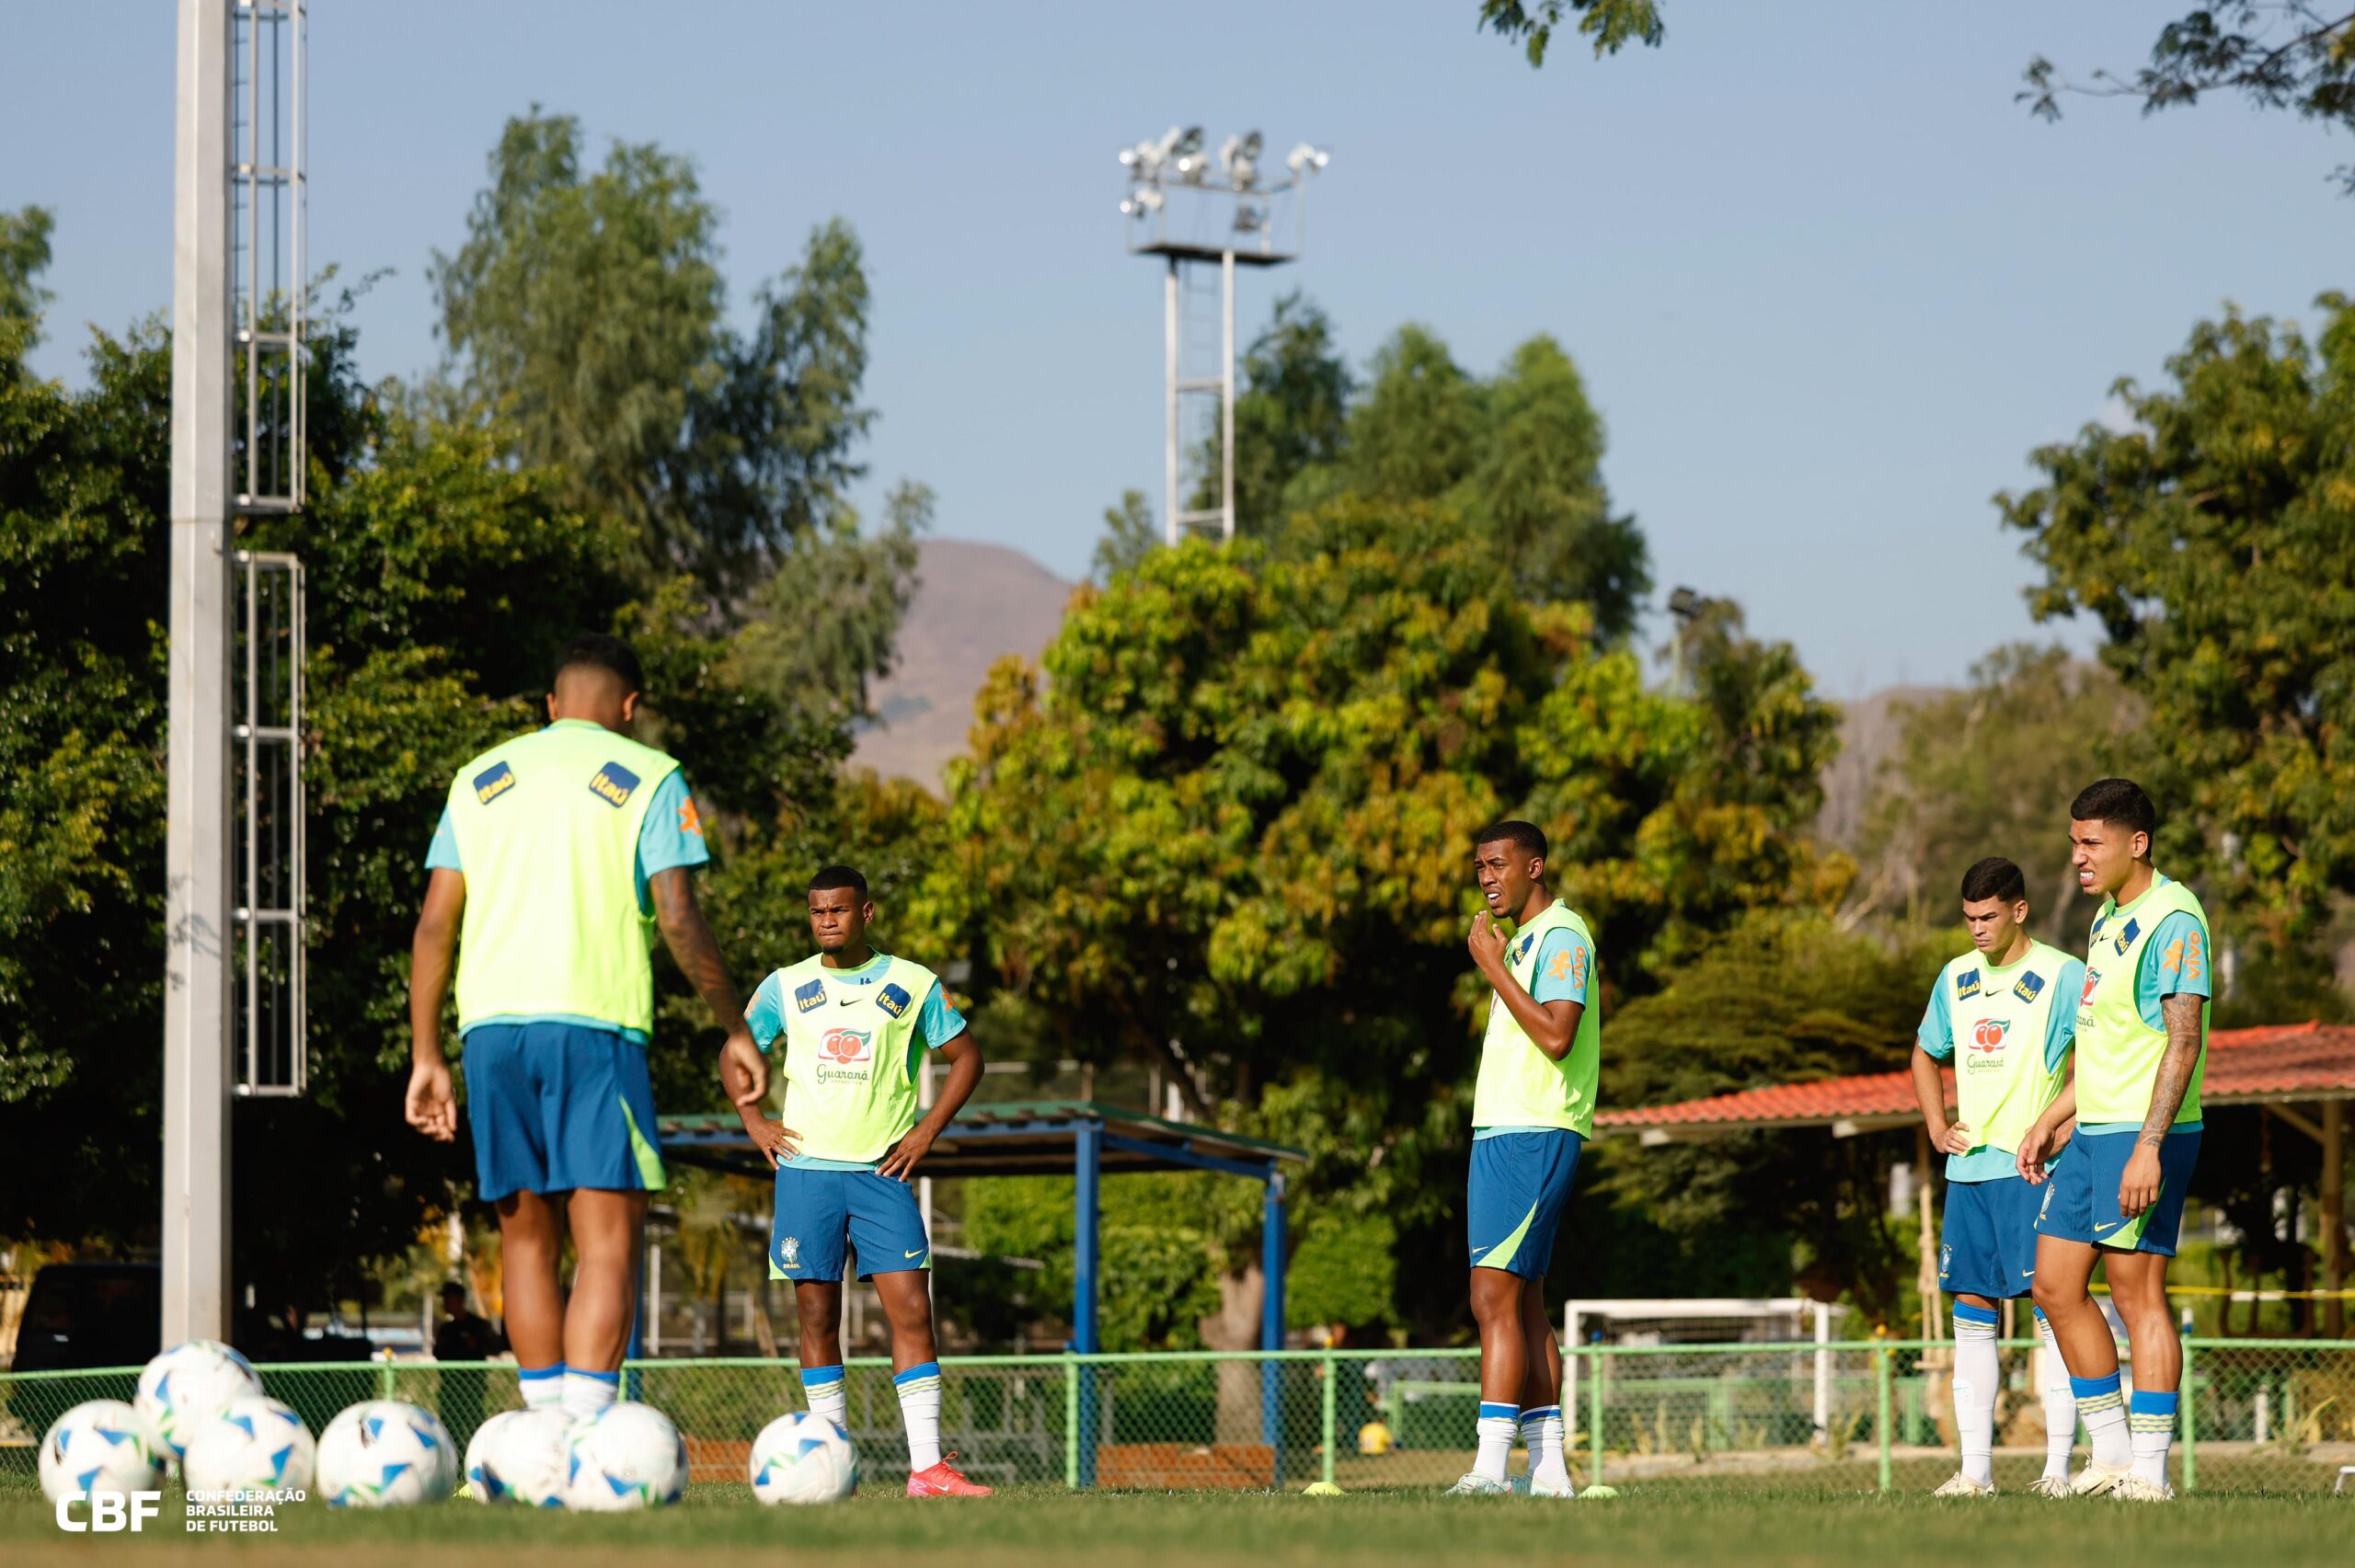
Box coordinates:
[749,1411,858,1505]
[39,1400,167,1505]
[183,1395,315,1495]
[564,1402,687,1511]
[465,1408,570,1506]
[315,1400,455,1506]
[134,1339,263,1461]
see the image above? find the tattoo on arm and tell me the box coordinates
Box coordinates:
[650,868,744,1031]
[2138,993,2204,1149]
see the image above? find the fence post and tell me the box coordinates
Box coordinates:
[376,1354,394,1402]
[2178,1318,2197,1494]
[1586,1344,1604,1489]
[1063,1352,1081,1491]
[1320,1350,1338,1488]
[1874,1345,1892,1494]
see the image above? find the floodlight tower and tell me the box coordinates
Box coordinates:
[166,0,308,1345]
[1119,129,1329,544]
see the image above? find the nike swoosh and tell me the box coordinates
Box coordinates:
[2093,1220,2120,1234]
[2021,1269,2036,1277]
[1470,1245,1490,1256]
[904,1249,925,1260]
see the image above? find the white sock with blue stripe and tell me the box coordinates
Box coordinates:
[2129,1390,2177,1488]
[563,1366,619,1423]
[1476,1402,1518,1483]
[518,1362,566,1412]
[1951,1303,1999,1485]
[894,1361,944,1471]
[2033,1309,2075,1480]
[800,1364,847,1432]
[1520,1403,1569,1486]
[2073,1371,2131,1468]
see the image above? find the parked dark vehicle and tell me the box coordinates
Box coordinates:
[11,1262,160,1374]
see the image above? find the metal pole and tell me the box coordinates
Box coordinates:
[1561,1305,1580,1438]
[1261,1168,1286,1478]
[1063,1351,1081,1490]
[2177,1310,2197,1493]
[2325,1100,2347,1340]
[1319,1348,1338,1487]
[1163,258,1179,546]
[1813,1301,1831,1440]
[1220,248,1235,541]
[164,0,236,1348]
[1074,1116,1100,1488]
[1875,1345,1893,1493]
[1586,1344,1603,1487]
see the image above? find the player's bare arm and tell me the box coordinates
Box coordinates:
[650,864,767,1109]
[2119,993,2202,1217]
[404,867,466,1142]
[878,1029,985,1182]
[1467,912,1583,1060]
[1909,1045,1972,1155]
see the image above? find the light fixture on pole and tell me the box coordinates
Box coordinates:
[1118,128,1330,546]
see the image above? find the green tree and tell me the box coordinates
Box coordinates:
[1478,0,1664,67]
[1998,295,2355,988]
[0,206,53,352]
[1089,488,1158,584]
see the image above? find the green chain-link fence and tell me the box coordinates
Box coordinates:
[5,1341,2350,1494]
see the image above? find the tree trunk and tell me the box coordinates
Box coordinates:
[1199,1261,1265,1445]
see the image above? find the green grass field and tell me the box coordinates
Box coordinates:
[6,1484,2353,1567]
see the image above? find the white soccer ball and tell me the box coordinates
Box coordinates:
[183,1395,315,1496]
[749,1411,858,1505]
[315,1400,455,1506]
[564,1402,687,1511]
[134,1339,264,1460]
[465,1407,571,1506]
[39,1400,167,1505]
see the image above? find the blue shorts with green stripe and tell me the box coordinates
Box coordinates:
[2034,1128,2200,1256]
[1467,1129,1583,1278]
[462,1023,667,1202]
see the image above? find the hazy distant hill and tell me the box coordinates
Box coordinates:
[852,539,1076,789]
[1816,684,1947,849]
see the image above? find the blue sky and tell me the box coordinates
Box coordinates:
[6,2,2346,693]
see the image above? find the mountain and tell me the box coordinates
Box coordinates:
[1816,684,1947,850]
[853,539,1076,789]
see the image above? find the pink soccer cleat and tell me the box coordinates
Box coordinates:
[906,1453,994,1496]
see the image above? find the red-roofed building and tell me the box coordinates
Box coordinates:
[1595,1023,2355,1333]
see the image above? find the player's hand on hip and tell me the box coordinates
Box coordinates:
[740,1115,798,1168]
[2118,1145,2162,1218]
[720,1027,768,1108]
[405,1060,457,1142]
[1940,1122,1975,1156]
[878,1127,936,1183]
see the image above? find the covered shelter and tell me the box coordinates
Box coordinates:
[655,1099,1306,1483]
[1595,1024,2355,1334]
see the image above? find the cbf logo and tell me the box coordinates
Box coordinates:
[1938,1243,1952,1280]
[55,1492,161,1533]
[778,1235,800,1270]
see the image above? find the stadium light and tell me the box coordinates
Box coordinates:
[1285,141,1331,176]
[1219,131,1263,190]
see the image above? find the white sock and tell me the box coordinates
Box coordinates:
[518,1363,567,1412]
[1475,1402,1518,1483]
[2129,1391,2177,1488]
[563,1368,619,1423]
[2073,1372,2131,1469]
[799,1364,847,1431]
[2034,1310,2075,1480]
[1951,1305,1999,1485]
[1521,1403,1569,1485]
[894,1361,943,1472]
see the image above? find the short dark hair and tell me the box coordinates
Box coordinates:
[809,864,869,900]
[2070,778,2156,847]
[1959,856,2027,905]
[1474,820,1548,862]
[440,1281,466,1301]
[553,633,644,694]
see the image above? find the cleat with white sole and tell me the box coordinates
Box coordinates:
[2027,1474,2074,1498]
[1445,1471,1512,1496]
[2111,1475,2175,1503]
[1931,1471,1996,1497]
[2070,1461,2134,1496]
[1527,1473,1577,1498]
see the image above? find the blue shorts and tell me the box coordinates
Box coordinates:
[768,1164,931,1283]
[2035,1129,2202,1256]
[1466,1130,1583,1279]
[462,1023,667,1203]
[1938,1174,2044,1299]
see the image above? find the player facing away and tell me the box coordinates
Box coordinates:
[1448,820,1601,1498]
[739,864,991,1496]
[2020,779,2213,1502]
[1910,856,2085,1497]
[405,635,767,1424]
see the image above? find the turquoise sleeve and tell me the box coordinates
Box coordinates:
[744,972,787,1051]
[637,770,710,879]
[2044,959,2085,1071]
[917,982,968,1049]
[424,805,462,871]
[1915,979,1953,1060]
[1528,929,1591,1006]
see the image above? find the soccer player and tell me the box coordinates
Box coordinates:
[405,634,767,1424]
[2020,778,2213,1502]
[1910,856,2084,1497]
[1448,820,1600,1498]
[740,864,991,1496]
